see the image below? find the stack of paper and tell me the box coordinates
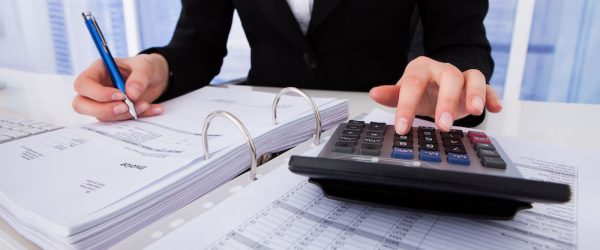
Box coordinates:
[0,87,348,249]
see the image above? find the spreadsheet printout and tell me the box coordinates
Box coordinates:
[147,134,588,250]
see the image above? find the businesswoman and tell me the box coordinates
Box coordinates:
[72,0,502,134]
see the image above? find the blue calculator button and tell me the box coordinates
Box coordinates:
[447,153,470,165]
[419,150,441,162]
[391,147,414,159]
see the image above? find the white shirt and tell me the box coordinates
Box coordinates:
[286,0,314,34]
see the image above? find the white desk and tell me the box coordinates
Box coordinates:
[1,68,599,249]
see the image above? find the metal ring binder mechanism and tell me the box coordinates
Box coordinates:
[202,111,259,181]
[272,87,323,146]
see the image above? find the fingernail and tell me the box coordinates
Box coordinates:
[113,103,128,115]
[136,102,150,113]
[440,112,453,130]
[151,106,163,115]
[395,117,408,134]
[472,96,484,113]
[112,92,125,101]
[127,83,142,99]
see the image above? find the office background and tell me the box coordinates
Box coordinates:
[0,0,598,104]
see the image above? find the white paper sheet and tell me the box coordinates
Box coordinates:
[147,109,598,250]
[0,120,233,235]
[142,87,338,135]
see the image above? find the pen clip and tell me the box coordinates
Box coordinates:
[82,12,108,49]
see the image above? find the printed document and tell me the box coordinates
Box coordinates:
[0,86,340,236]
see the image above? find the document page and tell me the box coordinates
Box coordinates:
[142,86,338,135]
[147,115,594,250]
[0,120,233,232]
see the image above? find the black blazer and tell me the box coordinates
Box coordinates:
[145,0,494,126]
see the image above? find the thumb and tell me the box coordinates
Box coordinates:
[125,69,151,101]
[369,84,400,107]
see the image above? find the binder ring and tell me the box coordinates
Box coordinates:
[202,111,258,181]
[272,87,322,146]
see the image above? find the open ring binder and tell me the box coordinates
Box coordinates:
[272,87,323,146]
[202,110,259,181]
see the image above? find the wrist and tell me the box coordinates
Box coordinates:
[148,53,170,100]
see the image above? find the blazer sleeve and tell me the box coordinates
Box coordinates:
[417,0,494,79]
[141,0,235,102]
[417,0,494,127]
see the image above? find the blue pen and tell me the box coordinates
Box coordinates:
[82,11,138,119]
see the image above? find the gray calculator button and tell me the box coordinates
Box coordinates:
[333,141,355,153]
[481,156,506,169]
[363,137,383,145]
[367,122,386,132]
[477,148,500,158]
[342,129,361,136]
[475,143,496,150]
[338,135,358,143]
[365,131,384,138]
[347,120,365,127]
[360,144,381,156]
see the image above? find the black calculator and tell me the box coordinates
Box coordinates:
[289,120,571,220]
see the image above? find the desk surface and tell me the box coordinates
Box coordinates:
[1,68,599,249]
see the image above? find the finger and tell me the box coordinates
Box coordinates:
[463,69,487,116]
[485,85,503,113]
[432,64,464,132]
[395,73,429,135]
[74,74,126,102]
[138,104,164,118]
[81,59,112,86]
[369,85,400,107]
[124,60,152,101]
[72,95,151,121]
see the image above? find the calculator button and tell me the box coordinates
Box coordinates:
[360,144,381,156]
[395,134,413,141]
[391,147,414,160]
[419,126,435,132]
[418,130,436,138]
[470,136,491,144]
[477,148,500,158]
[467,131,487,139]
[393,140,413,149]
[363,137,383,145]
[447,153,470,165]
[347,120,365,127]
[365,131,384,138]
[338,135,358,143]
[474,143,495,151]
[342,130,361,136]
[443,139,463,147]
[481,156,506,169]
[367,122,386,132]
[333,141,355,153]
[450,129,464,137]
[345,124,363,131]
[445,145,467,154]
[419,150,442,162]
[419,143,439,151]
[440,132,461,140]
[419,136,437,144]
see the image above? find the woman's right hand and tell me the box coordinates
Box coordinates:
[72,53,170,121]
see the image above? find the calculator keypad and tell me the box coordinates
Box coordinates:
[329,120,508,171]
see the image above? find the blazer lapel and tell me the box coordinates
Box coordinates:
[253,0,309,50]
[308,0,344,34]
